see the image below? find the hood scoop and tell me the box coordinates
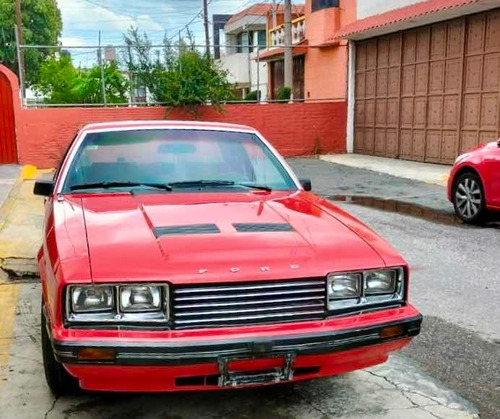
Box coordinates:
[154,224,220,237]
[233,223,294,233]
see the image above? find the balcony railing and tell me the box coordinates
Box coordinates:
[268,16,306,48]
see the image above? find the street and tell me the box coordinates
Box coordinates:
[290,159,500,418]
[0,158,498,418]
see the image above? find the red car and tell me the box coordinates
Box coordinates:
[448,139,500,223]
[35,121,421,394]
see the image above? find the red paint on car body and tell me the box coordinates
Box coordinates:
[39,121,421,392]
[448,140,500,211]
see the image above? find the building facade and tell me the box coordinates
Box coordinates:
[261,1,355,101]
[218,3,304,100]
[340,0,500,164]
[262,0,500,164]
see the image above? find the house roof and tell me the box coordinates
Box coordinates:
[331,0,487,41]
[227,3,305,25]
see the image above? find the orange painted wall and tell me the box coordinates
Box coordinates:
[304,0,357,100]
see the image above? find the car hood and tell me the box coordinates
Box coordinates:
[73,192,391,284]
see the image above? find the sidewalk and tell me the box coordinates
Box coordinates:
[319,154,452,186]
[0,166,46,277]
[0,165,20,209]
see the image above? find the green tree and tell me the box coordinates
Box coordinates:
[123,28,234,113]
[34,55,80,103]
[35,56,129,104]
[73,62,129,104]
[0,0,62,85]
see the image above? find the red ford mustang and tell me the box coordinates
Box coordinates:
[35,121,421,394]
[448,139,500,223]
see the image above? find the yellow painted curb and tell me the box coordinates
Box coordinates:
[20,165,38,181]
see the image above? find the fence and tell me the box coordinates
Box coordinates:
[17,41,347,107]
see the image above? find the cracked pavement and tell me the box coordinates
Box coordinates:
[0,282,478,419]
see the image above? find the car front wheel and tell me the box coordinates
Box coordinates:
[41,301,79,395]
[453,172,485,223]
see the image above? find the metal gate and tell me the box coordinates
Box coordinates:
[0,70,18,164]
[354,9,500,164]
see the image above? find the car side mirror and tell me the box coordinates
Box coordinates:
[497,138,500,147]
[34,179,55,197]
[300,178,312,191]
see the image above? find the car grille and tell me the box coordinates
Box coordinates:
[172,278,327,329]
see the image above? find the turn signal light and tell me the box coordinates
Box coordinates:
[379,325,406,340]
[77,348,115,361]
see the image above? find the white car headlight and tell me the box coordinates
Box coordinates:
[327,268,404,311]
[120,285,162,312]
[71,286,114,313]
[66,284,169,323]
[365,270,397,295]
[327,273,362,299]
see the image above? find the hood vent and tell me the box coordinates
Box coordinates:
[154,224,220,237]
[233,223,294,233]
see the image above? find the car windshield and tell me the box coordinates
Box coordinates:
[62,129,297,193]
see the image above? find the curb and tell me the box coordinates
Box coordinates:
[0,166,40,279]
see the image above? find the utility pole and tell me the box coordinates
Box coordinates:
[127,45,135,105]
[203,0,210,56]
[284,0,293,100]
[14,0,25,99]
[246,24,251,97]
[98,31,107,106]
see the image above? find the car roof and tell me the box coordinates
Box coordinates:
[80,120,257,133]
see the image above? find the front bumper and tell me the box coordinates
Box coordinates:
[48,305,422,391]
[54,315,421,366]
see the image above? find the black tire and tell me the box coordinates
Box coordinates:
[452,172,486,223]
[41,302,79,395]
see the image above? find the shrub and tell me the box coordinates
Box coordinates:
[244,90,261,101]
[276,87,291,101]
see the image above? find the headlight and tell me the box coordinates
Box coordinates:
[327,273,362,299]
[327,268,404,311]
[120,285,161,312]
[71,286,114,313]
[66,284,169,324]
[365,270,396,295]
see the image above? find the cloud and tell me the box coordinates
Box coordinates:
[59,36,88,47]
[58,0,165,46]
[57,0,264,48]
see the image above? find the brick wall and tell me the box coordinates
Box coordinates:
[16,102,347,168]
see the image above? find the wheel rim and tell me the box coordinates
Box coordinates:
[455,177,482,219]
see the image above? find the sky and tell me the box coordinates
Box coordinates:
[58,0,267,48]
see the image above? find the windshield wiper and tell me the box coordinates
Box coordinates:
[168,180,272,192]
[236,183,272,192]
[168,180,235,188]
[70,181,172,191]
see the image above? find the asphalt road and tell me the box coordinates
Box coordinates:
[290,158,500,418]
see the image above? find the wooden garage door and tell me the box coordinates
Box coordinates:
[354,9,500,164]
